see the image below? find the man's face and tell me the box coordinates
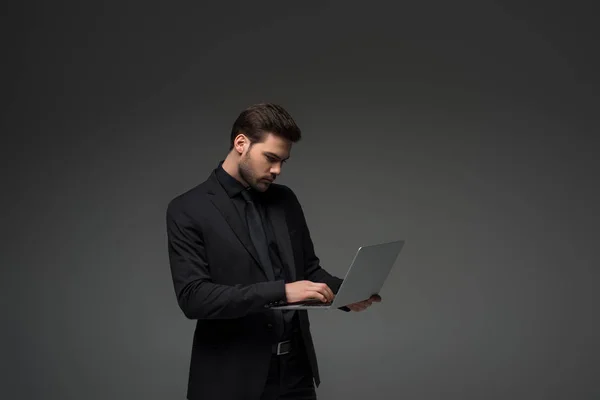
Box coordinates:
[238,132,291,192]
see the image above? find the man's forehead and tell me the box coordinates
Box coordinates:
[261,134,292,152]
[262,132,290,144]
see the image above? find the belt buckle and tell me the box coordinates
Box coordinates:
[276,340,291,355]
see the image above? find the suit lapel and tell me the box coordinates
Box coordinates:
[267,200,297,282]
[206,172,274,281]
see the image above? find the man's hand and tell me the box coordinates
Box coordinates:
[285,280,335,303]
[345,294,382,312]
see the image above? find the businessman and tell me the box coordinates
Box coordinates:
[166,103,381,400]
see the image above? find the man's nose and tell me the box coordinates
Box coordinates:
[270,164,282,175]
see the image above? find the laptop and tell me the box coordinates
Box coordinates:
[267,239,405,310]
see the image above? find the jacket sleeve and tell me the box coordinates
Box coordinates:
[166,202,286,319]
[286,188,351,312]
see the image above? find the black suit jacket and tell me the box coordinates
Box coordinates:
[166,168,349,400]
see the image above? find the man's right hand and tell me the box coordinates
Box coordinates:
[285,280,335,303]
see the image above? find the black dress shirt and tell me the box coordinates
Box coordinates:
[215,161,298,341]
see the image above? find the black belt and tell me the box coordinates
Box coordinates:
[272,339,292,355]
[271,317,300,355]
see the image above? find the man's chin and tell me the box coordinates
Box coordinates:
[255,180,272,191]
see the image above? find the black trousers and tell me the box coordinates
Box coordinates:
[260,331,317,400]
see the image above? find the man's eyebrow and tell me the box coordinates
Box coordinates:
[264,152,289,161]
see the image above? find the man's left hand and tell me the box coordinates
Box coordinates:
[345,294,382,312]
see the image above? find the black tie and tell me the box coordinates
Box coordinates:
[240,189,272,273]
[241,188,287,340]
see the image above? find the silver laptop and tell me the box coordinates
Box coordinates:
[268,240,405,310]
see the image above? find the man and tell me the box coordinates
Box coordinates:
[166,103,381,400]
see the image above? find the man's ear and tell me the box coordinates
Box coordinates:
[233,133,248,155]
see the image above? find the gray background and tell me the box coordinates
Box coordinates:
[3,1,599,399]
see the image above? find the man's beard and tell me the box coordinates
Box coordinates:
[238,155,261,191]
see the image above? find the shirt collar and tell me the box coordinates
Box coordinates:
[215,160,249,198]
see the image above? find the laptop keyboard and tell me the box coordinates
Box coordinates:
[300,300,332,306]
[274,299,332,307]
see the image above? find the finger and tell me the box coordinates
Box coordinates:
[314,283,334,302]
[371,294,382,302]
[325,285,335,301]
[318,283,334,302]
[310,285,327,302]
[329,285,335,300]
[307,290,327,302]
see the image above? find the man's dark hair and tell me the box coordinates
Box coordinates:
[229,103,302,150]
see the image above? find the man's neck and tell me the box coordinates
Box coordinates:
[221,155,249,187]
